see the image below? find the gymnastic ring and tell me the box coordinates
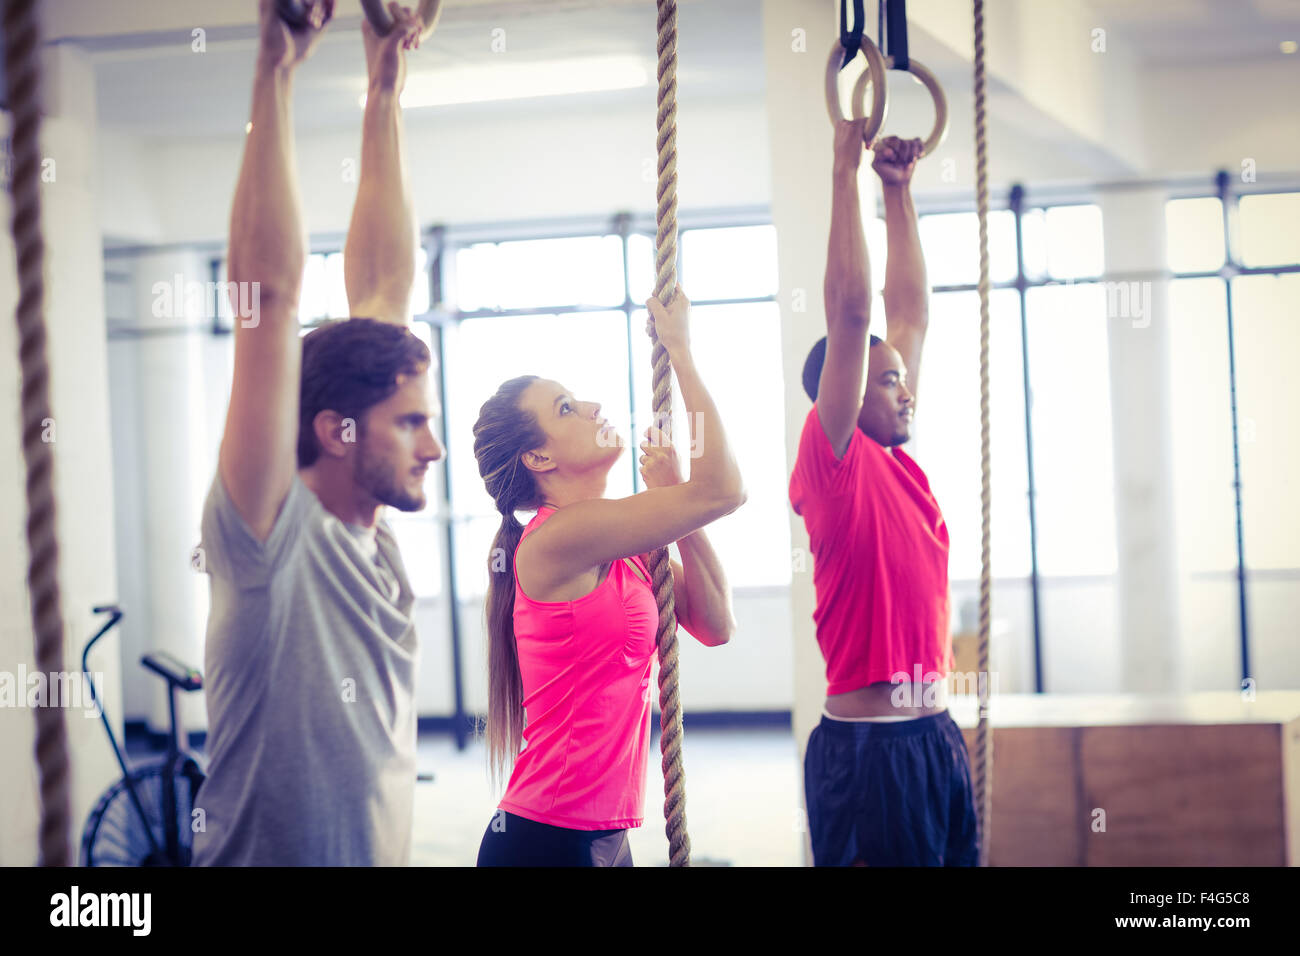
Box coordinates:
[853,54,949,157]
[275,0,443,42]
[273,0,317,31]
[359,0,444,41]
[824,36,889,148]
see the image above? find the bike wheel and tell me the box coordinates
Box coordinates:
[81,760,204,866]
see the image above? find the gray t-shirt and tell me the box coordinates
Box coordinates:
[191,472,418,866]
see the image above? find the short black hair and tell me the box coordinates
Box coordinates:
[297,318,432,467]
[801,334,883,402]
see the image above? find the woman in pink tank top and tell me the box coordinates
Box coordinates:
[471,287,746,866]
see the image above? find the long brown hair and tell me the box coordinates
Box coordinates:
[472,375,545,788]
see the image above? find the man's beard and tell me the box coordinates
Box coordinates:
[355,441,425,512]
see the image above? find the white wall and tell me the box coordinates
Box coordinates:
[1141,60,1300,178]
[97,127,165,243]
[100,94,772,245]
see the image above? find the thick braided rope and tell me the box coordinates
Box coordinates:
[971,0,993,868]
[4,0,71,867]
[650,0,690,867]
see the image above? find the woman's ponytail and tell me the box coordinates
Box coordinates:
[484,508,525,789]
[472,376,545,790]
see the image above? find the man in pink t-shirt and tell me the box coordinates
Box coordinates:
[789,122,979,866]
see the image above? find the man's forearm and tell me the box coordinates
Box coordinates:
[881,182,928,327]
[344,87,417,321]
[229,62,306,305]
[824,165,871,328]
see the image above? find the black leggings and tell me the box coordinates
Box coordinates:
[476,811,633,867]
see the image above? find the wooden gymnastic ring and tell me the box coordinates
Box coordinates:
[274,0,317,30]
[853,54,949,156]
[275,0,443,42]
[359,0,443,41]
[824,36,888,147]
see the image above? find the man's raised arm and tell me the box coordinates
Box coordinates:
[875,136,929,404]
[818,118,874,459]
[219,0,331,541]
[344,10,427,326]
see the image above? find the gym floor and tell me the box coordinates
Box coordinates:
[123,724,803,866]
[412,727,803,867]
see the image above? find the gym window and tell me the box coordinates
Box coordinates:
[440,220,791,599]
[1165,191,1300,684]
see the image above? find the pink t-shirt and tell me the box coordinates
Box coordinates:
[788,405,953,695]
[498,506,658,830]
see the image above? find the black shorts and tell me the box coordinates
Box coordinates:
[476,811,634,867]
[804,710,979,866]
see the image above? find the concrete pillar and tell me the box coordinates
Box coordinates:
[762,0,844,865]
[0,45,120,864]
[116,249,213,734]
[1099,187,1183,693]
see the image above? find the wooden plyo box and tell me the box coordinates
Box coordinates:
[947,692,1300,866]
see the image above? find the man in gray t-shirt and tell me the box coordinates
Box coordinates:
[193,474,419,865]
[192,1,442,866]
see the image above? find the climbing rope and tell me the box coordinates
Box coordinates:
[971,0,994,867]
[3,0,72,867]
[649,0,690,867]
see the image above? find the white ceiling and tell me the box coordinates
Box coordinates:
[15,0,1279,197]
[73,0,1300,142]
[85,0,768,138]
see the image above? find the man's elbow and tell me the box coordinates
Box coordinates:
[350,297,411,326]
[227,259,304,308]
[882,287,930,324]
[826,304,871,331]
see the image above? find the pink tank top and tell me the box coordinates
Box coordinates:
[498,506,658,830]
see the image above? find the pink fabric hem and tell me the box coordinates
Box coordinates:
[498,800,643,832]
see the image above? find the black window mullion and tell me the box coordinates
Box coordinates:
[1010,185,1045,694]
[1215,171,1252,686]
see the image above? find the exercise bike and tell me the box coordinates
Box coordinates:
[80,605,207,866]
